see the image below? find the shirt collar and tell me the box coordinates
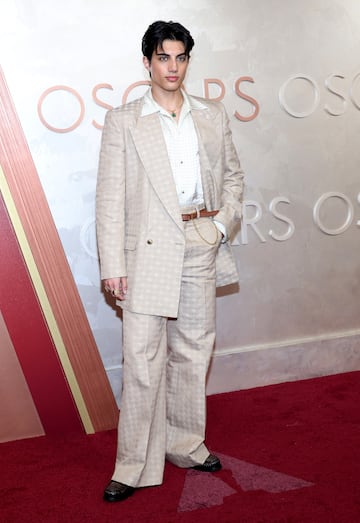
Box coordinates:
[141,88,208,117]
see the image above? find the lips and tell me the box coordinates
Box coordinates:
[166,76,179,82]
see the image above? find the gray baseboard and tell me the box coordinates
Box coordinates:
[206,331,360,394]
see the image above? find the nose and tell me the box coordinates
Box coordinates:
[168,57,178,72]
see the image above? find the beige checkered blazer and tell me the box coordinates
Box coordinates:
[96,94,244,318]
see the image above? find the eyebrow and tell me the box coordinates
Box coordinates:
[155,52,187,58]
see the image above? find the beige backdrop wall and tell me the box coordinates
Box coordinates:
[1,0,359,404]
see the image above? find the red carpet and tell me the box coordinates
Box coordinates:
[1,371,360,522]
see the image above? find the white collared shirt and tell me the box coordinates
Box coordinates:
[142,89,204,208]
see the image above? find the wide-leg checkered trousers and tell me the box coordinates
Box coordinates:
[112,217,221,488]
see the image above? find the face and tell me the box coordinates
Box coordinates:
[143,39,189,95]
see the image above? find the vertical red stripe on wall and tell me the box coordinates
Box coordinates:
[0,195,83,434]
[0,67,118,432]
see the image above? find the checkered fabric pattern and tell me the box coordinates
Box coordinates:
[96,94,244,318]
[96,93,244,488]
[112,219,221,487]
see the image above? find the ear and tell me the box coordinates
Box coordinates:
[143,56,151,72]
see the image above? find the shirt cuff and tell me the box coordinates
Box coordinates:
[213,220,227,243]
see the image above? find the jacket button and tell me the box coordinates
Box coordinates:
[147,239,153,245]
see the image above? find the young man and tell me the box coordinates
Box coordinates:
[96,20,244,502]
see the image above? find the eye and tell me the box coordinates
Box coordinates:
[177,55,187,62]
[159,56,168,62]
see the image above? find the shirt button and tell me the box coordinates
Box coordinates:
[147,239,153,245]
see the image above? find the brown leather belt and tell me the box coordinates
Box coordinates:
[181,209,219,221]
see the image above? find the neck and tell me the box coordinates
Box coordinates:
[151,87,184,113]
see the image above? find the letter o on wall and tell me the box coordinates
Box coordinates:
[38,86,85,133]
[313,192,354,235]
[279,75,320,118]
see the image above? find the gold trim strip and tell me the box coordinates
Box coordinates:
[0,166,94,434]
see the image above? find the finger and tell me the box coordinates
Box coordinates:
[120,277,128,295]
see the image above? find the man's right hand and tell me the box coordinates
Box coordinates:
[103,277,128,300]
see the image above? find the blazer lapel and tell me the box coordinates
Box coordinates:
[130,112,183,232]
[191,103,221,210]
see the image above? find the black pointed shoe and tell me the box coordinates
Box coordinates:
[192,454,222,472]
[103,480,135,502]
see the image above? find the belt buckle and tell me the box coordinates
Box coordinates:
[193,204,202,219]
[183,204,204,221]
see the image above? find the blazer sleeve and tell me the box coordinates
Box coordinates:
[213,103,244,238]
[96,109,127,280]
